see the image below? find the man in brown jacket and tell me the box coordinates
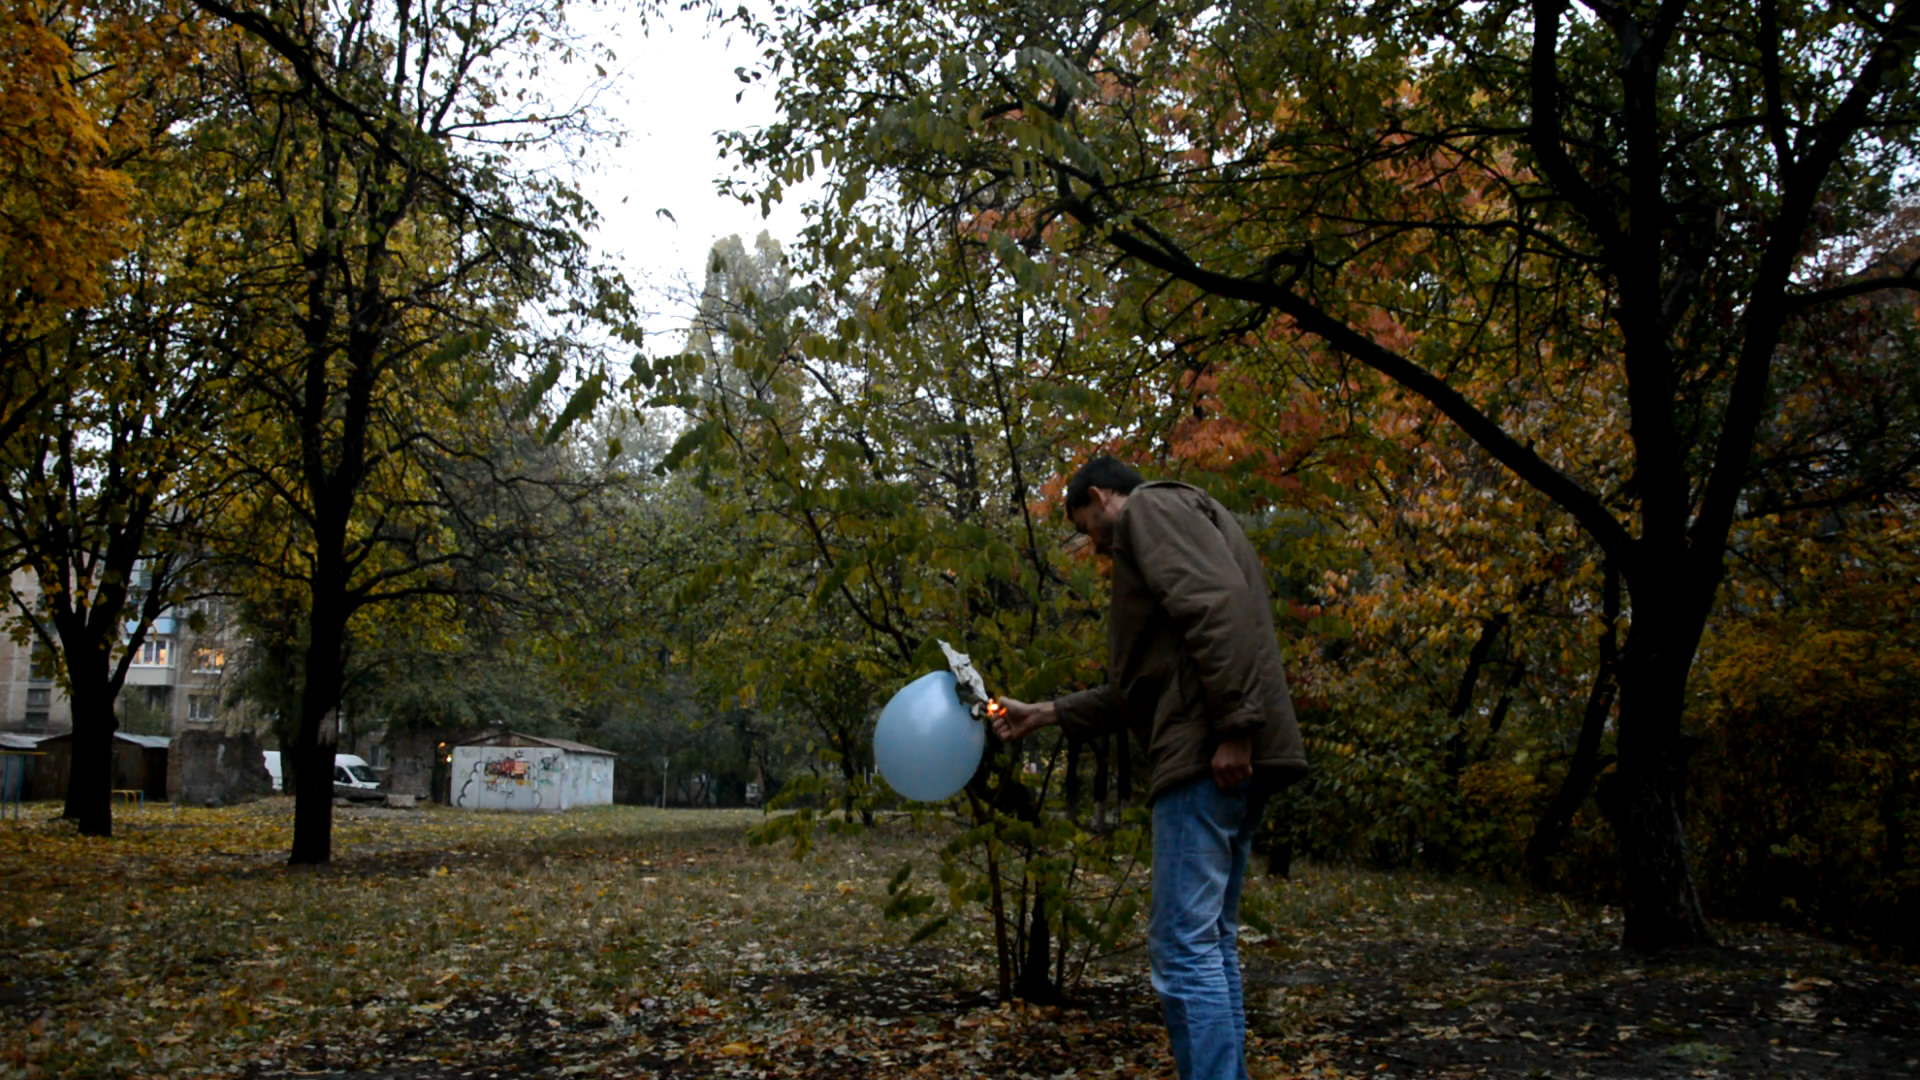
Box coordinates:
[995,456,1307,1080]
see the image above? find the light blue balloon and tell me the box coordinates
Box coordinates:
[874,670,984,802]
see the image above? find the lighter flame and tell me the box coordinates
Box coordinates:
[985,699,1006,718]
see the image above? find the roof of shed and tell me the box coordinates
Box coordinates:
[456,731,615,757]
[26,731,170,749]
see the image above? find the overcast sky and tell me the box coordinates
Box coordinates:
[562,7,816,349]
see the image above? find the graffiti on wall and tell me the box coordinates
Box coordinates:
[485,757,531,784]
[454,748,564,808]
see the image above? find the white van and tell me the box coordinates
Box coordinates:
[262,751,381,792]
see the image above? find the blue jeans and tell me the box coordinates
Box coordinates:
[1149,775,1267,1080]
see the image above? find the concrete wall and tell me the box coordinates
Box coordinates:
[451,745,569,810]
[382,727,479,802]
[566,753,615,807]
[383,729,440,799]
[167,730,271,806]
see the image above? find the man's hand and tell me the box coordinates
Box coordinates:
[992,697,1055,742]
[1211,734,1253,789]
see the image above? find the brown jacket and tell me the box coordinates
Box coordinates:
[1055,482,1309,802]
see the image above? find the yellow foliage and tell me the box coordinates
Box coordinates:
[0,0,137,338]
[1458,759,1543,811]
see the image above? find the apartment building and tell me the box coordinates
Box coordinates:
[1,570,238,736]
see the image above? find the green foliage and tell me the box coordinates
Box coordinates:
[724,0,1920,949]
[903,777,1151,995]
[651,222,1163,996]
[1265,711,1554,880]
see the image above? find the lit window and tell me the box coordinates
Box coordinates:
[134,637,173,667]
[191,647,225,673]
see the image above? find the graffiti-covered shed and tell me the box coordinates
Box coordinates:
[450,732,616,811]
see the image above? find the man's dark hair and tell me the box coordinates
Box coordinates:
[1065,456,1146,512]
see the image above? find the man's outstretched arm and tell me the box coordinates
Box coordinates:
[996,682,1125,742]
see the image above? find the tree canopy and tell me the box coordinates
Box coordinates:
[714,0,1920,948]
[3,0,1915,966]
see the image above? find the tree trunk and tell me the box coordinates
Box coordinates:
[835,750,875,825]
[1091,732,1110,831]
[289,585,346,866]
[839,754,857,820]
[1607,752,1711,949]
[1526,678,1615,889]
[965,786,1016,1003]
[1443,614,1508,777]
[1527,564,1621,888]
[63,676,117,837]
[1605,579,1714,949]
[1064,733,1081,807]
[1015,891,1059,1004]
[289,716,339,864]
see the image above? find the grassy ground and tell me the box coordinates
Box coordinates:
[1,799,1915,1079]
